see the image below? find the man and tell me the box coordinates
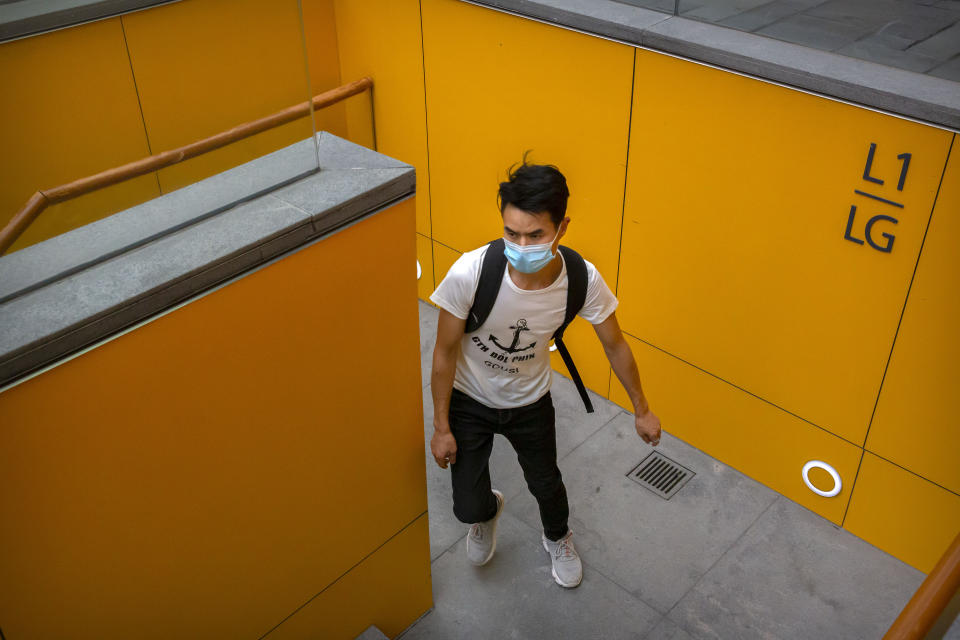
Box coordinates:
[429,157,661,588]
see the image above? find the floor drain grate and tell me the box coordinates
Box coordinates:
[627,451,695,500]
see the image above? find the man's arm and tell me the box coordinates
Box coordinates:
[593,311,662,445]
[430,308,466,468]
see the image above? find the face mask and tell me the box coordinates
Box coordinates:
[503,237,556,273]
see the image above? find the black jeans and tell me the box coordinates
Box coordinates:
[448,387,569,541]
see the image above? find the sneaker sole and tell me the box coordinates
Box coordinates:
[468,490,504,567]
[550,565,582,588]
[543,539,582,588]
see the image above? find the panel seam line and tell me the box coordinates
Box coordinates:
[860,133,955,450]
[614,46,636,299]
[621,330,860,447]
[119,16,160,195]
[619,331,960,499]
[418,0,438,289]
[257,510,429,639]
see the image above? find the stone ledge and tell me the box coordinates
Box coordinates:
[0,133,415,387]
[0,137,320,304]
[0,0,182,42]
[467,0,960,131]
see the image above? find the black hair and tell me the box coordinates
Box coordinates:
[497,150,569,228]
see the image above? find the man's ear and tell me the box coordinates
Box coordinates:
[554,217,571,247]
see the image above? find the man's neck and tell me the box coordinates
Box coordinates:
[507,254,564,291]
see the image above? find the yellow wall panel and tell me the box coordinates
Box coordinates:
[333,0,432,237]
[299,0,349,139]
[867,138,960,494]
[430,240,463,314]
[417,232,435,302]
[266,513,432,639]
[0,200,427,638]
[618,49,953,445]
[432,240,462,289]
[0,18,159,251]
[611,332,862,524]
[421,0,633,285]
[121,0,317,194]
[844,453,960,572]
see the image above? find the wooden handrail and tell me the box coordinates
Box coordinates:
[885,530,960,639]
[0,77,373,256]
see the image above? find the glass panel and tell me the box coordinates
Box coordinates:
[0,0,321,255]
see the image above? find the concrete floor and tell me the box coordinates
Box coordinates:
[401,301,958,639]
[614,0,960,80]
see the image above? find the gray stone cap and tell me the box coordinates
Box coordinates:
[0,1,182,42]
[469,0,960,131]
[0,132,414,387]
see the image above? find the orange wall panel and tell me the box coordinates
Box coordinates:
[265,513,433,639]
[618,49,953,446]
[867,137,960,493]
[611,332,862,524]
[0,18,158,251]
[417,232,435,302]
[421,0,633,285]
[333,0,432,236]
[844,453,960,572]
[432,240,462,290]
[121,0,319,193]
[0,199,427,638]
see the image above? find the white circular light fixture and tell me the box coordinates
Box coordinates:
[416,260,422,280]
[801,460,841,498]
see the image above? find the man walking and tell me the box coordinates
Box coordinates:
[429,157,661,588]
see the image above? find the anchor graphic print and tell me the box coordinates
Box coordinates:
[489,318,537,354]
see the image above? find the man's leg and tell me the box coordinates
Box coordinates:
[448,389,499,525]
[504,391,582,587]
[502,392,569,541]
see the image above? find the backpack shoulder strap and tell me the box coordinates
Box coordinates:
[464,238,507,334]
[553,245,587,339]
[551,246,594,413]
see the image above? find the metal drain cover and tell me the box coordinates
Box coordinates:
[627,451,695,500]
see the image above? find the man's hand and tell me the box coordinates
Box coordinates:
[431,430,458,468]
[635,408,662,446]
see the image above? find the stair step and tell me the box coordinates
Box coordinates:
[354,624,389,640]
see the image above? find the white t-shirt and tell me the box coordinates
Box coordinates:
[430,244,619,409]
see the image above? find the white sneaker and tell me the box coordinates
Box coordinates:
[542,529,582,588]
[466,489,504,566]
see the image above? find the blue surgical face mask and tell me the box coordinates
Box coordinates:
[503,237,557,273]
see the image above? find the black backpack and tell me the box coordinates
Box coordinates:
[464,238,594,413]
